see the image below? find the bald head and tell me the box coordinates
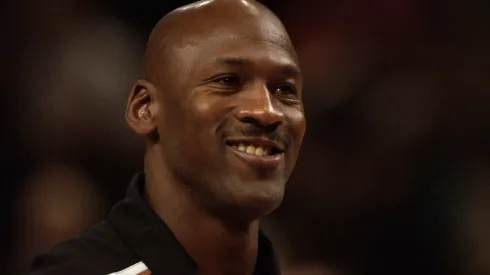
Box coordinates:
[142,0,296,83]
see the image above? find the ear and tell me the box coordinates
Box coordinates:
[126,79,159,137]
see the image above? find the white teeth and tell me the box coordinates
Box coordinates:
[234,143,271,156]
[246,145,256,154]
[238,144,246,151]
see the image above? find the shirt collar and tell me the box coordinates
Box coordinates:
[108,173,280,275]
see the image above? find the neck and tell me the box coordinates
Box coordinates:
[144,149,260,275]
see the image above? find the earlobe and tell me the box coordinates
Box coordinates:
[126,80,158,137]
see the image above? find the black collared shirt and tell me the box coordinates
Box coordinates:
[29,173,280,275]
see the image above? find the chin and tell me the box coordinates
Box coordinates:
[252,190,284,213]
[225,188,285,223]
[210,175,287,223]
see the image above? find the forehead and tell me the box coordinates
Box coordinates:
[172,20,299,72]
[199,38,297,69]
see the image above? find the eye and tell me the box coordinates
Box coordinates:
[212,75,241,86]
[274,83,298,97]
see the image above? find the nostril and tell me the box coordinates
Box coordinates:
[264,121,281,132]
[240,117,257,125]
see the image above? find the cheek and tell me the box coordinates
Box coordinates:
[191,100,214,120]
[181,98,226,156]
[191,96,222,119]
[286,108,306,144]
[189,96,232,133]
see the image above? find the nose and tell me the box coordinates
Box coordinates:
[235,85,285,131]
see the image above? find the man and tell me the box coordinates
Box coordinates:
[29,0,305,274]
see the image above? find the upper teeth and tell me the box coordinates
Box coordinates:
[233,143,271,156]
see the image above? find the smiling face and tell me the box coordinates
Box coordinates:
[130,0,306,221]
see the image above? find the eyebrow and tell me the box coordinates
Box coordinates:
[214,56,301,78]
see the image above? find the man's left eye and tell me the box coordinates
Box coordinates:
[274,84,297,96]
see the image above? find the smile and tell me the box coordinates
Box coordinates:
[225,137,285,169]
[225,137,285,157]
[230,143,273,156]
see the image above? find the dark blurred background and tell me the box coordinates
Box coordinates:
[1,0,489,274]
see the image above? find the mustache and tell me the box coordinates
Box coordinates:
[231,124,289,148]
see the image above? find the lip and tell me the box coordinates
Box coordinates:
[225,137,286,153]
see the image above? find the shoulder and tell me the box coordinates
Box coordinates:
[28,220,139,275]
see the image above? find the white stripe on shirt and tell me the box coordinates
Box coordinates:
[108,261,150,275]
